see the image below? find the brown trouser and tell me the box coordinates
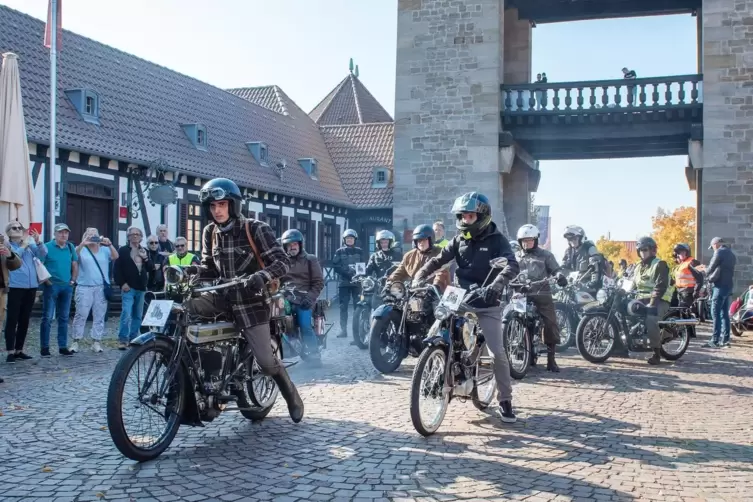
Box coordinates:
[185,292,282,376]
[530,294,560,346]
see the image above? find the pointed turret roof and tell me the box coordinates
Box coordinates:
[309,73,393,126]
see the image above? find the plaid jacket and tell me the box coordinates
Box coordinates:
[198,217,290,328]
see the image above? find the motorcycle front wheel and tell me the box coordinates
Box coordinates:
[504,316,530,380]
[576,314,616,363]
[106,339,185,462]
[471,344,497,411]
[554,302,576,353]
[410,346,450,436]
[369,314,404,374]
[351,306,370,350]
[731,323,744,337]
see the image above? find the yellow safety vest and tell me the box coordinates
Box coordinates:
[633,257,673,303]
[436,238,449,249]
[168,253,196,266]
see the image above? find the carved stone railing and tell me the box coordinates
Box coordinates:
[502,74,703,115]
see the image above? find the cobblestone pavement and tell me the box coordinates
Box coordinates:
[1,309,753,501]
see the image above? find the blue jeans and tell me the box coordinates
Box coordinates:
[293,305,317,350]
[40,283,74,350]
[711,286,732,344]
[119,289,146,343]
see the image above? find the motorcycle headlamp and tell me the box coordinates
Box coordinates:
[362,277,376,291]
[596,289,608,304]
[164,265,185,286]
[390,282,405,299]
[434,305,450,320]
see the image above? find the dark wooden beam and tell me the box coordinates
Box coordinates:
[507,0,700,24]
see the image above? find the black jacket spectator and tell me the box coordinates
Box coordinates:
[114,246,151,291]
[706,245,736,290]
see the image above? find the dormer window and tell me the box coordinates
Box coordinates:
[298,158,318,180]
[246,141,269,166]
[372,167,389,188]
[64,88,100,125]
[181,123,208,151]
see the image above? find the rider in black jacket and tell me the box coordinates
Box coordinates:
[331,229,366,338]
[365,230,402,279]
[561,225,604,296]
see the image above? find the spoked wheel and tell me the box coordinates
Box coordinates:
[107,339,185,462]
[235,339,280,421]
[472,344,497,411]
[505,316,530,380]
[660,325,690,361]
[369,314,404,374]
[352,306,370,349]
[554,303,576,353]
[410,346,450,436]
[731,323,744,337]
[576,314,615,363]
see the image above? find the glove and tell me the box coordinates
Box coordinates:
[240,272,266,293]
[299,296,314,310]
[183,265,199,276]
[482,280,506,304]
[381,282,392,297]
[556,273,568,288]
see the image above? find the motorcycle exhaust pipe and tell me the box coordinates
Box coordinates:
[658,318,700,327]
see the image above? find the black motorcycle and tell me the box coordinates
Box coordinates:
[107,266,284,462]
[551,269,603,352]
[575,278,697,364]
[369,280,439,374]
[352,266,396,349]
[273,284,332,362]
[503,274,557,380]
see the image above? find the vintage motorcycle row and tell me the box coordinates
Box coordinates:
[107,256,701,461]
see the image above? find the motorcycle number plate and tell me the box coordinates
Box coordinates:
[621,279,634,292]
[512,298,526,313]
[142,300,175,327]
[441,286,467,311]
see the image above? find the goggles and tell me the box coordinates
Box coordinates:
[199,187,227,202]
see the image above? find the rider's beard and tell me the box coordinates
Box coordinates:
[288,248,299,257]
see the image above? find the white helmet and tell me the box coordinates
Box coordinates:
[563,225,585,240]
[517,224,540,240]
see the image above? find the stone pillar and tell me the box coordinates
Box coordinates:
[502,158,531,234]
[394,0,507,233]
[701,0,753,290]
[503,7,532,84]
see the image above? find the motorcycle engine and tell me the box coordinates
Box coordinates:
[197,346,226,390]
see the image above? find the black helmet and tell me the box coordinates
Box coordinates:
[673,243,691,257]
[342,229,358,245]
[199,178,243,223]
[451,192,492,237]
[281,229,304,251]
[412,224,433,249]
[636,236,657,256]
[375,230,395,251]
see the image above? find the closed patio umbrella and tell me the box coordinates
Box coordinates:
[0,52,33,228]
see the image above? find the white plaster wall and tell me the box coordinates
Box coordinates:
[336,216,346,240]
[282,206,294,218]
[167,187,182,240]
[249,201,264,215]
[68,167,114,181]
[32,160,45,232]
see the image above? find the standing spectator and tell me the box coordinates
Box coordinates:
[433,221,449,249]
[40,223,78,357]
[622,67,637,105]
[114,226,151,349]
[540,72,548,83]
[168,237,200,267]
[71,228,118,353]
[1,225,24,369]
[156,224,174,257]
[704,237,737,348]
[145,234,166,292]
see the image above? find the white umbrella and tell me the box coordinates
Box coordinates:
[0,52,33,228]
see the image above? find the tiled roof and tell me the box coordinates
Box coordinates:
[321,123,393,209]
[310,73,393,126]
[226,85,290,116]
[0,5,350,206]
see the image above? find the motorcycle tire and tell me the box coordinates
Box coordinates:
[234,341,281,421]
[504,316,530,380]
[554,302,576,353]
[369,314,404,374]
[471,345,497,411]
[107,339,185,462]
[575,314,615,364]
[410,346,450,437]
[731,324,744,337]
[351,306,370,350]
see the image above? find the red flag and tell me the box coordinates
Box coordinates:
[43,0,62,50]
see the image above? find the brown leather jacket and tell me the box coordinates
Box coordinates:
[1,249,22,292]
[389,245,449,291]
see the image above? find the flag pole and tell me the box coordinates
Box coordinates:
[48,0,58,240]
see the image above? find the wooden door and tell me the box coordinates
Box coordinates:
[66,194,113,245]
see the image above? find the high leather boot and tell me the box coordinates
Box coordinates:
[272,367,304,423]
[546,344,560,372]
[647,348,661,365]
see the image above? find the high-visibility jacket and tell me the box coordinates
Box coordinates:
[674,258,697,289]
[436,238,449,249]
[168,253,196,267]
[634,257,673,303]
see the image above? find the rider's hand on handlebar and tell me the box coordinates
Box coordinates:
[482,280,505,304]
[556,272,568,288]
[183,265,199,276]
[240,272,266,293]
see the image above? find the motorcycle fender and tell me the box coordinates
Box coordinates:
[371,304,393,319]
[422,335,448,348]
[580,302,608,315]
[129,331,161,345]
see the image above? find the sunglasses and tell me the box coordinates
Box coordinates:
[175,244,186,249]
[638,248,651,253]
[148,241,158,245]
[8,226,22,231]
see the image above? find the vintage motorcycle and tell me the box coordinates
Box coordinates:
[409,258,507,437]
[107,266,284,462]
[272,284,332,361]
[352,265,397,349]
[551,269,602,352]
[504,274,557,380]
[575,278,697,363]
[369,280,439,374]
[731,292,753,337]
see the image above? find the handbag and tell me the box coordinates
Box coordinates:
[244,221,280,295]
[33,257,51,283]
[86,247,114,302]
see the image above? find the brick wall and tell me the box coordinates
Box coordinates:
[701,0,753,289]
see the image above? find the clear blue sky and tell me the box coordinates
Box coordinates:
[4,1,697,258]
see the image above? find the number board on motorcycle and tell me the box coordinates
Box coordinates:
[392,261,401,268]
[512,296,526,313]
[142,300,175,327]
[603,276,616,288]
[440,285,467,311]
[621,279,634,292]
[350,263,366,275]
[568,271,579,282]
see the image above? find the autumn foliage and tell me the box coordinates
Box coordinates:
[596,206,696,265]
